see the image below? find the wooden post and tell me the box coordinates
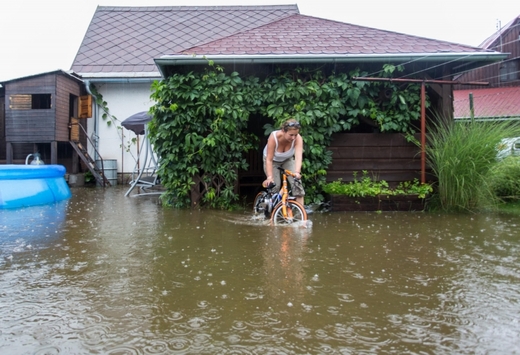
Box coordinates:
[6,142,13,164]
[51,141,58,165]
[469,93,475,122]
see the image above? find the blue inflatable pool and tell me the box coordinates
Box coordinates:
[0,165,72,209]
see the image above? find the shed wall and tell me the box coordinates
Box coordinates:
[5,75,57,143]
[327,133,432,185]
[55,74,82,141]
[456,23,520,89]
[4,73,84,144]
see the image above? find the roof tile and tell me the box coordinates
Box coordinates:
[72,5,299,75]
[180,15,484,56]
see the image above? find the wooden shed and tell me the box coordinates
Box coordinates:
[0,70,90,170]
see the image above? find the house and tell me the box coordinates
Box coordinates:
[70,5,505,196]
[454,15,520,120]
[71,5,300,181]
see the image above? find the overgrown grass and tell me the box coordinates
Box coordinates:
[425,119,520,212]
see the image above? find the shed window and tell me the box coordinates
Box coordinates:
[9,94,52,110]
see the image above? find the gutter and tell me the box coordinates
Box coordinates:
[81,77,160,83]
[78,71,162,82]
[154,52,507,75]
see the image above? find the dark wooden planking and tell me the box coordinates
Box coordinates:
[454,18,520,90]
[327,133,431,184]
[4,72,84,143]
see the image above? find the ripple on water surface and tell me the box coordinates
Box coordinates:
[1,189,520,354]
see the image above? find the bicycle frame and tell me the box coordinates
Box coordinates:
[277,167,297,219]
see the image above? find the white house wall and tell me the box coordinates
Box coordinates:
[87,81,157,175]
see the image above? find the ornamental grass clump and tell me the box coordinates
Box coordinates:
[425,119,520,212]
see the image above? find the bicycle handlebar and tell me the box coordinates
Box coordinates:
[276,166,299,178]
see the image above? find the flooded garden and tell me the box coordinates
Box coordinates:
[1,186,519,354]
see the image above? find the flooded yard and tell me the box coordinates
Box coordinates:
[1,186,520,354]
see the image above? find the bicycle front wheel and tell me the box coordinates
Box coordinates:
[271,200,307,225]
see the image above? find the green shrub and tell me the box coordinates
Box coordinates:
[489,156,520,200]
[323,171,432,198]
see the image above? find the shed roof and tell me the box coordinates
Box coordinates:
[453,87,520,119]
[179,14,484,56]
[0,69,84,86]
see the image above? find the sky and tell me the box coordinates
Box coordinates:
[0,0,519,82]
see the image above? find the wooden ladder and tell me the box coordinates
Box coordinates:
[69,141,111,187]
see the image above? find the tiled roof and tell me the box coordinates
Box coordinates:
[71,5,299,76]
[0,70,84,86]
[180,14,484,56]
[453,87,520,119]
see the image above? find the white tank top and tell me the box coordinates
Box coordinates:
[263,130,295,162]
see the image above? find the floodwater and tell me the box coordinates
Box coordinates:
[1,187,520,355]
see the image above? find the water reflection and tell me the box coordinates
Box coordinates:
[262,225,309,308]
[0,186,519,354]
[0,200,67,263]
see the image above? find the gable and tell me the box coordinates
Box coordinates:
[479,15,520,50]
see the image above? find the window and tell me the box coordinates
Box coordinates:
[499,59,519,83]
[9,94,52,109]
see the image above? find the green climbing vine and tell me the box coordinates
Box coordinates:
[148,65,260,209]
[149,63,428,209]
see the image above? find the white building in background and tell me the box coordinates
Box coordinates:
[71,5,300,176]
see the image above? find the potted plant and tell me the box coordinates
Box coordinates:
[323,171,432,211]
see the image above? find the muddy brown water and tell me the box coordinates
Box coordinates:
[1,186,519,354]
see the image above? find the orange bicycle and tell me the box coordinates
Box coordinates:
[253,167,308,225]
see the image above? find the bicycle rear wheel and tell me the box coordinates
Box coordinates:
[253,192,266,213]
[270,200,307,225]
[253,191,272,218]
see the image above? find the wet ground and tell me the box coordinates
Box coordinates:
[1,186,519,354]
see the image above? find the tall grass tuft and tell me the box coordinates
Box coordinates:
[425,119,520,212]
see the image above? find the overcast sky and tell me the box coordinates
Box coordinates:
[0,0,519,82]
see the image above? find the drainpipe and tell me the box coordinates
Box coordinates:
[84,80,99,162]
